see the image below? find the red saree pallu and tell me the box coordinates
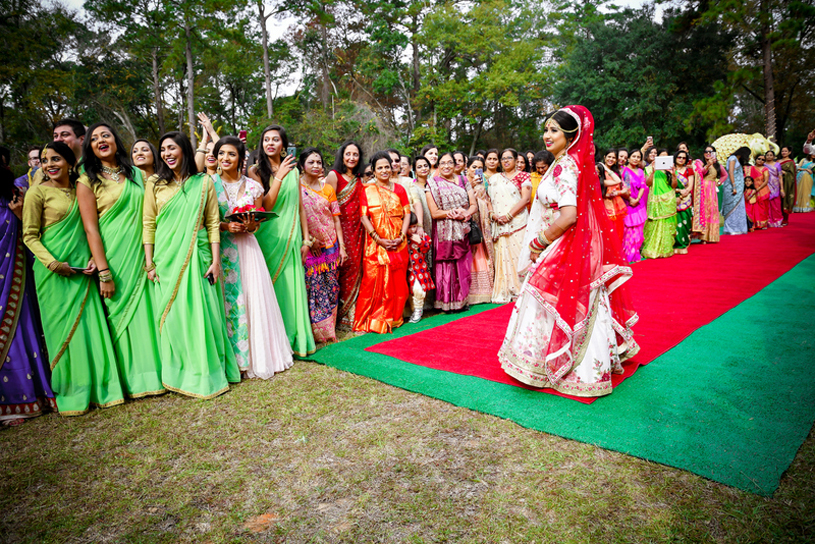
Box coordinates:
[335,172,364,329]
[353,183,410,334]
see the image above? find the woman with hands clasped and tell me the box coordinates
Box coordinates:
[299,148,347,344]
[213,135,292,377]
[425,151,477,312]
[487,149,530,303]
[722,146,750,235]
[353,151,412,334]
[142,131,239,399]
[670,150,695,254]
[247,125,315,357]
[23,142,126,415]
[77,123,164,399]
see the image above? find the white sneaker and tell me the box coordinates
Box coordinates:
[408,309,423,323]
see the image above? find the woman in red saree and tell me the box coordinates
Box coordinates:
[324,141,365,330]
[353,151,411,334]
[750,155,770,230]
[500,106,638,397]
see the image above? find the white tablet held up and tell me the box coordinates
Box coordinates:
[654,155,674,170]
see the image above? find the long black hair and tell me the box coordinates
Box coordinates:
[156,131,198,183]
[131,139,159,174]
[81,122,134,185]
[40,141,80,186]
[733,146,751,166]
[255,124,289,192]
[333,140,364,178]
[213,136,247,175]
[0,164,15,202]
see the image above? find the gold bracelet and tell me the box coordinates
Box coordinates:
[274,177,283,183]
[99,271,114,282]
[302,238,313,248]
[47,260,61,272]
[143,262,156,272]
[539,231,552,246]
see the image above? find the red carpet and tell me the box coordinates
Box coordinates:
[368,213,815,403]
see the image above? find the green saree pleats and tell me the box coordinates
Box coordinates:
[641,169,677,259]
[153,174,239,399]
[255,169,316,357]
[33,198,124,416]
[98,171,164,398]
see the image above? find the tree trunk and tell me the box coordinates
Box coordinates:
[411,15,421,125]
[320,21,331,109]
[470,116,485,156]
[184,17,197,147]
[151,48,166,136]
[760,0,776,140]
[178,75,185,132]
[258,1,274,119]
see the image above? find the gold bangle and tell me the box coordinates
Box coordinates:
[47,260,61,272]
[99,271,114,282]
[539,231,552,246]
[302,238,313,248]
[143,262,156,272]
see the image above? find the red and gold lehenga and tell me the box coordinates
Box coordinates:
[352,183,411,334]
[335,171,364,330]
[499,105,639,397]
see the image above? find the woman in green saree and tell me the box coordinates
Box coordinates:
[23,142,125,416]
[77,123,164,399]
[248,125,315,358]
[143,132,239,399]
[641,147,677,259]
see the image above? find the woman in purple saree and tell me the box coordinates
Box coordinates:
[0,168,54,425]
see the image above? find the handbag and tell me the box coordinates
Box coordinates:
[468,217,483,245]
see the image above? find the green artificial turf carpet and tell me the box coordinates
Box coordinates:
[306,255,815,496]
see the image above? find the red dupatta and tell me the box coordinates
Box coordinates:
[526,106,638,376]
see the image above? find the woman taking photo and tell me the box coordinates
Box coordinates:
[501,106,637,397]
[671,150,695,254]
[641,147,677,259]
[248,125,315,357]
[324,141,365,329]
[622,149,648,262]
[213,136,292,378]
[599,149,628,242]
[779,146,797,224]
[77,123,164,399]
[300,148,346,344]
[465,155,494,304]
[131,139,158,179]
[0,167,54,424]
[143,132,239,399]
[23,142,125,415]
[353,151,411,334]
[722,146,750,235]
[691,146,723,243]
[425,152,477,312]
[488,148,530,303]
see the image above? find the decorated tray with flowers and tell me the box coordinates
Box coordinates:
[224,204,278,223]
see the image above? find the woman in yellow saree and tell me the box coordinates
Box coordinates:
[353,151,411,334]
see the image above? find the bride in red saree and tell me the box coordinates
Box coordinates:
[500,106,639,397]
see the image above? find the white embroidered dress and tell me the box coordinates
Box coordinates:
[499,155,625,397]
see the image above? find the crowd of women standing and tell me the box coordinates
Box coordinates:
[2,113,813,422]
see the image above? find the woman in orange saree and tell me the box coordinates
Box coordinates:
[353,152,411,334]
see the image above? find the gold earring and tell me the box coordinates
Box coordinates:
[216,165,223,176]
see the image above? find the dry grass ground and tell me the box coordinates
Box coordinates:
[1,361,813,543]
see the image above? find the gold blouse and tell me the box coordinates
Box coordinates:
[77,173,125,216]
[142,175,220,245]
[22,184,76,268]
